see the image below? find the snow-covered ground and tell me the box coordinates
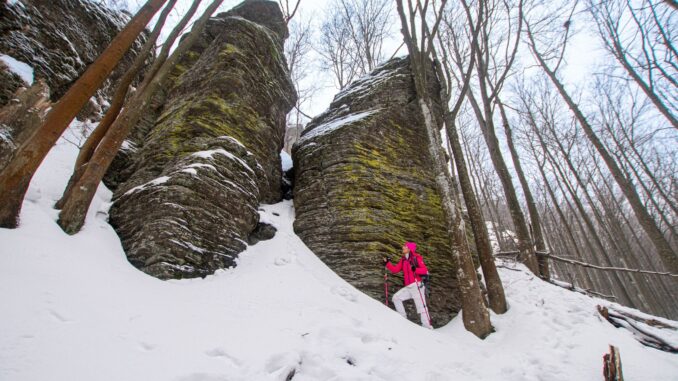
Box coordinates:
[1,128,677,381]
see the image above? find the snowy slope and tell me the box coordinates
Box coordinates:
[1,128,677,381]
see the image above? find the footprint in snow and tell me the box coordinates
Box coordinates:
[48,309,72,323]
[205,348,242,366]
[331,286,357,302]
[139,341,156,351]
[275,257,292,266]
[265,352,300,380]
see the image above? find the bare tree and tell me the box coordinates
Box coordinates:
[496,95,550,278]
[57,0,225,234]
[524,3,678,274]
[336,0,392,72]
[0,0,169,228]
[317,10,361,89]
[285,16,319,127]
[56,0,183,210]
[278,0,302,24]
[450,0,541,276]
[589,0,678,129]
[436,0,508,314]
[395,0,493,338]
[317,0,392,89]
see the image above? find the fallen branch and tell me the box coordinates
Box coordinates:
[598,305,678,353]
[610,309,677,330]
[548,279,617,300]
[496,264,523,272]
[537,252,678,278]
[495,251,520,257]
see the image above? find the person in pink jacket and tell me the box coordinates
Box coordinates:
[383,241,432,329]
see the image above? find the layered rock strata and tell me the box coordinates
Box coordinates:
[292,57,461,326]
[107,1,296,279]
[0,0,147,113]
[0,0,147,168]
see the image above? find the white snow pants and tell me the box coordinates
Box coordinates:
[392,281,432,328]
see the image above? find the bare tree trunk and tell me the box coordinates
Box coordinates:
[526,27,678,274]
[462,131,506,252]
[615,121,678,218]
[56,0,180,210]
[587,167,664,315]
[0,0,168,228]
[496,98,550,278]
[466,90,539,275]
[57,0,224,234]
[396,0,492,339]
[527,136,599,291]
[442,95,507,314]
[541,133,636,306]
[596,166,678,316]
[429,5,507,313]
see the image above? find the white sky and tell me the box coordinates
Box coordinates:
[119,0,601,120]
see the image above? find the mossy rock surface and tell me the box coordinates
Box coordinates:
[292,57,461,326]
[107,1,295,280]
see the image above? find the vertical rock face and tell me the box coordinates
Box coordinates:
[0,0,147,111]
[106,1,296,279]
[292,57,461,326]
[0,0,147,174]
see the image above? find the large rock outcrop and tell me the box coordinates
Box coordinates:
[292,57,461,326]
[0,0,147,168]
[0,0,146,111]
[106,1,296,279]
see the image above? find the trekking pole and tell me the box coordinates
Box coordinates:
[384,271,389,306]
[416,280,432,327]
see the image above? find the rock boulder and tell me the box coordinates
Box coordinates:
[107,1,296,279]
[292,57,461,326]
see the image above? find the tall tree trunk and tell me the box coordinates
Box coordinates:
[587,167,662,315]
[601,122,677,238]
[527,137,599,291]
[527,28,678,274]
[616,123,678,218]
[57,0,224,234]
[56,0,180,210]
[496,98,550,279]
[395,0,493,339]
[462,133,506,252]
[429,28,507,313]
[0,0,168,228]
[466,91,539,275]
[539,132,635,306]
[443,101,507,314]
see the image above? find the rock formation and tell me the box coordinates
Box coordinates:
[106,1,296,279]
[0,0,147,168]
[0,0,147,113]
[292,57,461,326]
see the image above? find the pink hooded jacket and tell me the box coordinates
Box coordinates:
[386,242,428,287]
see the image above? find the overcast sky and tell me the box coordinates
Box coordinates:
[119,0,602,120]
